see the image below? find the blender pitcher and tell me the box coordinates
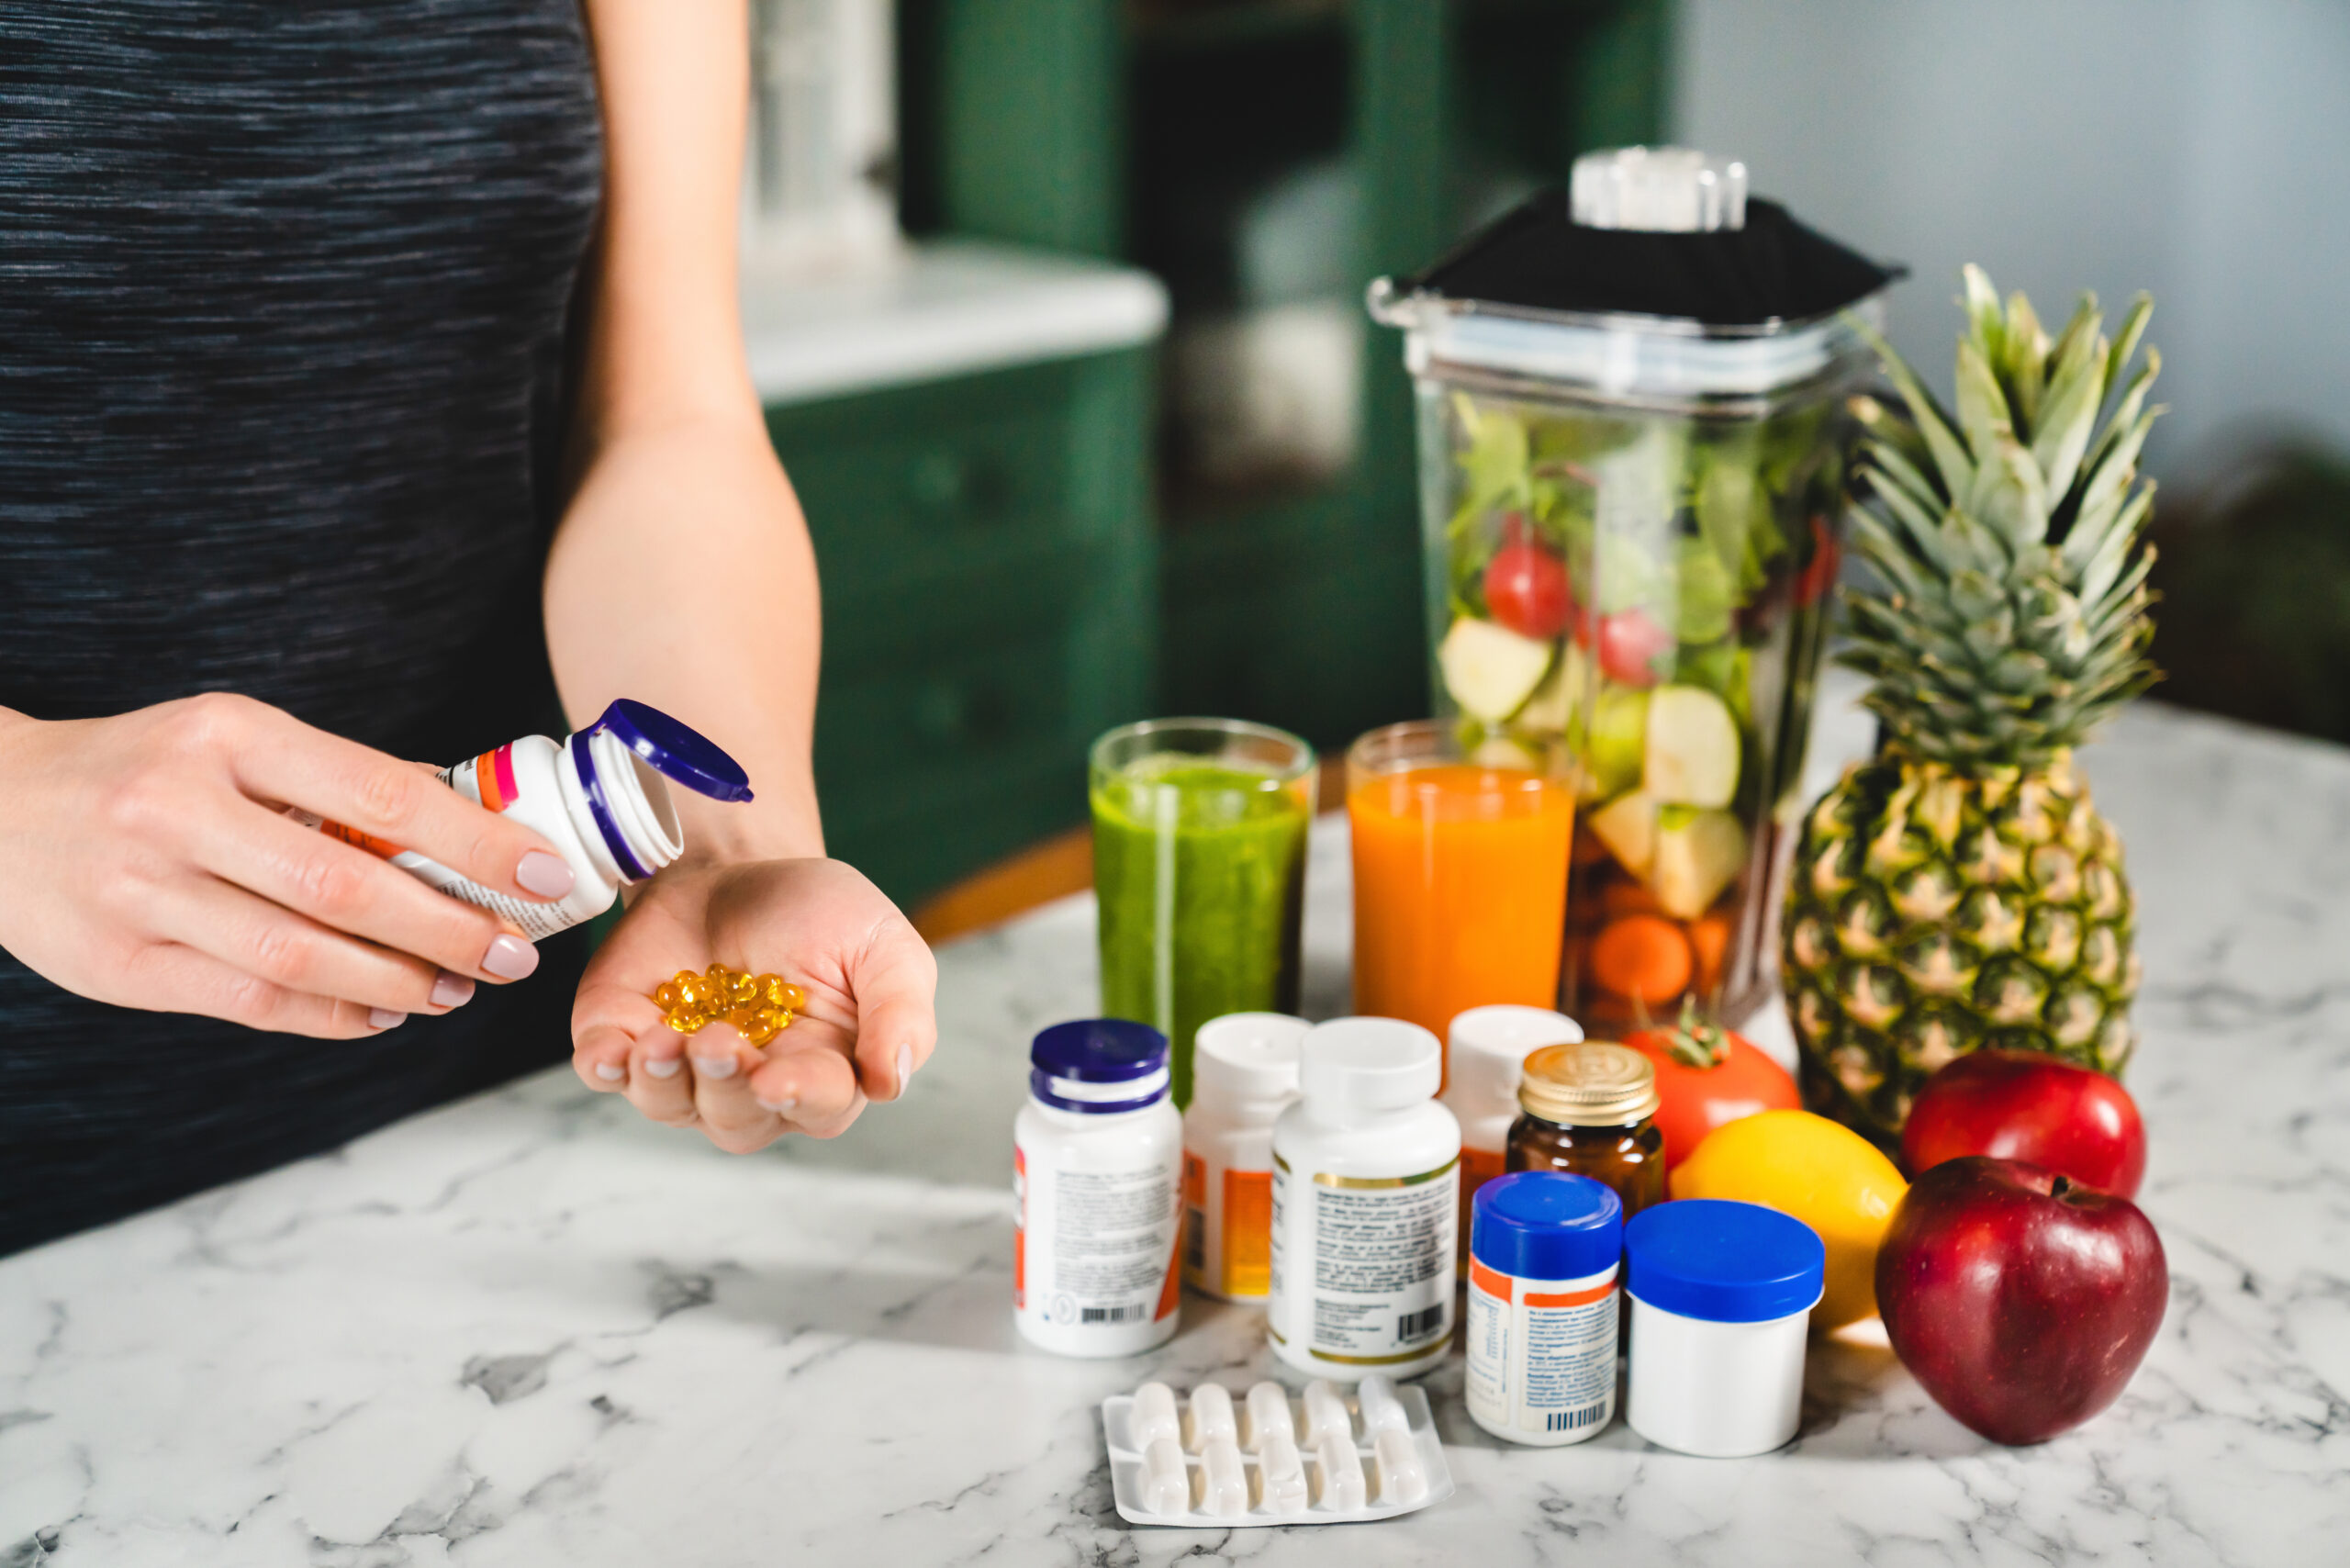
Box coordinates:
[1369,148,1899,1034]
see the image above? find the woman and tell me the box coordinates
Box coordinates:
[0,2,936,1256]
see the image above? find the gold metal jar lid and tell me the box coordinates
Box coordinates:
[1518,1042,1661,1126]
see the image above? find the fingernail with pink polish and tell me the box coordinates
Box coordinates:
[369,1008,406,1030]
[516,850,575,900]
[431,971,476,1010]
[482,935,539,980]
[644,1056,682,1080]
[693,1054,738,1081]
[594,1062,625,1081]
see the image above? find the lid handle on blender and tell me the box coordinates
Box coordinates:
[1570,147,1748,233]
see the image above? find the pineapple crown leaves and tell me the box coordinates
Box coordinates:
[1839,264,2164,768]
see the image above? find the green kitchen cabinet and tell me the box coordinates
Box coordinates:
[751,246,1164,908]
[901,0,1673,753]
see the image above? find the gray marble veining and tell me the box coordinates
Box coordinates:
[2,673,2345,1566]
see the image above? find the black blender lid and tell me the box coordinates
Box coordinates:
[1398,189,1902,329]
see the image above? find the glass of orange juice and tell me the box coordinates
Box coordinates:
[1348,721,1578,1080]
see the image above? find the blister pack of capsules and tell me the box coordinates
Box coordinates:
[1100,1375,1454,1526]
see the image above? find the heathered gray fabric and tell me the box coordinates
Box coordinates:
[0,2,606,1254]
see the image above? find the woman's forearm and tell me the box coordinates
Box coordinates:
[542,413,826,867]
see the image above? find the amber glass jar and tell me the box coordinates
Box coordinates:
[1505,1042,1666,1220]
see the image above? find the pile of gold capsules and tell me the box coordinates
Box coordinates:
[654,963,809,1047]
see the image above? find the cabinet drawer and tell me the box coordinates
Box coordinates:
[813,620,1075,811]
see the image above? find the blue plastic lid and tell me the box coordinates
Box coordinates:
[592,700,755,803]
[1472,1172,1622,1282]
[1622,1199,1826,1324]
[1029,1020,1170,1114]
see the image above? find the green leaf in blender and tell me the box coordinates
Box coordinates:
[1643,684,1741,809]
[1668,537,1740,644]
[1438,616,1556,722]
[1455,394,1532,518]
[1651,804,1749,919]
[1694,436,1790,596]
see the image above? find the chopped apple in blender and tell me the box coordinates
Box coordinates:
[1515,641,1583,733]
[1438,617,1554,722]
[1586,790,1659,879]
[1651,805,1747,919]
[1643,684,1740,809]
[1585,682,1650,800]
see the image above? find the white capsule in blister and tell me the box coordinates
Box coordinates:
[1301,1379,1351,1448]
[1371,1425,1427,1506]
[1131,1382,1181,1450]
[1242,1382,1295,1452]
[1185,1383,1237,1452]
[1314,1430,1367,1511]
[1199,1438,1248,1518]
[1355,1374,1409,1436]
[1257,1431,1308,1513]
[1140,1436,1191,1517]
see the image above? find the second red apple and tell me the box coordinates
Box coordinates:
[1903,1048,2146,1197]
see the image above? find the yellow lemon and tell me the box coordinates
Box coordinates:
[1669,1109,1908,1329]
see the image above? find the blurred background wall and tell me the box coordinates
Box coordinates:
[1678,0,2350,746]
[1676,0,2350,480]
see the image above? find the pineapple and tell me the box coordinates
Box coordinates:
[1785,267,2160,1143]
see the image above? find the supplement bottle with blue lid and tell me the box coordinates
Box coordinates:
[293,699,752,942]
[1623,1198,1826,1457]
[1464,1171,1624,1444]
[1014,1019,1185,1357]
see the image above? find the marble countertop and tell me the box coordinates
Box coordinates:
[4,676,2347,1567]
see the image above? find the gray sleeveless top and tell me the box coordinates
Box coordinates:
[0,2,606,1253]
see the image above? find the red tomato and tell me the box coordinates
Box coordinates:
[1794,514,1842,607]
[1483,536,1572,639]
[1624,1009,1802,1171]
[1596,609,1673,687]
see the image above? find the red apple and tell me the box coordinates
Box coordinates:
[1483,535,1572,640]
[1904,1049,2146,1197]
[1876,1157,2167,1445]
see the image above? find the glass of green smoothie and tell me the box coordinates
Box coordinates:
[1090,718,1316,1108]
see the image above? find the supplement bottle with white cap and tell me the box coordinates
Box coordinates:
[1014,1020,1184,1357]
[1441,1004,1583,1262]
[292,699,753,941]
[1181,1013,1310,1302]
[1266,1017,1460,1379]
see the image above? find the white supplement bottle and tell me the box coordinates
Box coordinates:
[1181,1012,1310,1302]
[1266,1017,1460,1380]
[1623,1198,1826,1457]
[294,700,752,941]
[1464,1170,1623,1445]
[1014,1019,1184,1357]
[1442,1004,1583,1262]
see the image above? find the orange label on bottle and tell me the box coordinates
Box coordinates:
[317,817,405,861]
[1013,1146,1027,1311]
[1155,1213,1184,1321]
[1220,1169,1274,1297]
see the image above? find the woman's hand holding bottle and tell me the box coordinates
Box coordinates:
[0,692,572,1036]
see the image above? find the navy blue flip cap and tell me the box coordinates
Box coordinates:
[593,700,755,803]
[1030,1019,1169,1114]
[1472,1172,1622,1282]
[1623,1199,1825,1324]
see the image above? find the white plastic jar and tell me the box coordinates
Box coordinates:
[294,700,751,941]
[1622,1198,1826,1457]
[1267,1017,1461,1380]
[1464,1170,1623,1445]
[1441,1004,1583,1261]
[1181,1013,1310,1302]
[1014,1020,1185,1357]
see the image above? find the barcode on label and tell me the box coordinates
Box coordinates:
[1547,1404,1607,1432]
[1184,1208,1205,1272]
[1080,1305,1147,1324]
[1398,1305,1445,1341]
